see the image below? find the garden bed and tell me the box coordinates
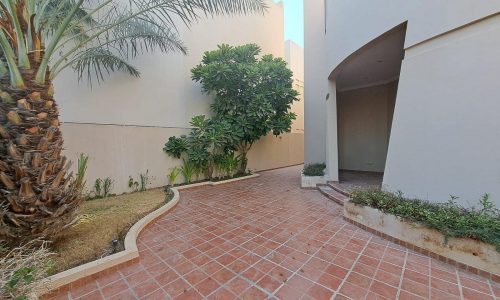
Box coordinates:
[344,201,500,277]
[51,188,167,273]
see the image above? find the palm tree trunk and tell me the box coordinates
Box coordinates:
[0,69,82,243]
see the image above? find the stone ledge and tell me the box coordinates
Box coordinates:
[38,173,260,297]
[300,174,327,188]
[344,201,500,283]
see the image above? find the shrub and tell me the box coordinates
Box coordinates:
[303,163,326,176]
[350,190,500,250]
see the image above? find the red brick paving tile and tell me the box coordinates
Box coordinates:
[431,268,458,284]
[145,262,170,277]
[226,277,251,296]
[165,278,191,298]
[182,248,202,260]
[401,278,429,299]
[154,268,179,286]
[346,272,372,289]
[324,264,349,278]
[144,288,169,300]
[254,259,277,274]
[459,274,492,294]
[275,284,303,300]
[175,288,203,300]
[317,272,342,291]
[333,255,356,270]
[96,271,122,288]
[462,287,495,300]
[405,261,430,275]
[305,283,334,300]
[207,288,236,300]
[212,268,237,285]
[256,274,282,293]
[184,269,209,286]
[378,262,402,276]
[431,288,461,300]
[196,277,220,297]
[201,261,224,275]
[216,253,238,266]
[70,281,98,299]
[374,269,401,287]
[268,265,292,283]
[101,280,130,298]
[286,274,315,291]
[125,269,150,287]
[75,290,103,300]
[241,267,265,282]
[132,279,160,298]
[430,277,460,295]
[398,291,427,300]
[334,294,352,300]
[240,286,267,300]
[339,282,369,299]
[108,290,136,300]
[369,280,398,299]
[403,269,429,286]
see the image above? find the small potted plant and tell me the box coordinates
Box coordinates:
[301,163,327,188]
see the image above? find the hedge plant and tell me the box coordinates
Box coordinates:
[350,190,500,251]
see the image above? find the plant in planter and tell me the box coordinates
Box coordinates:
[301,163,327,188]
[0,0,266,243]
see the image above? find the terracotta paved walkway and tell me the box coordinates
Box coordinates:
[51,166,499,300]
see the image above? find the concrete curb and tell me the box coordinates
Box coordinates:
[40,173,260,296]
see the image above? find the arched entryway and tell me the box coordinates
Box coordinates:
[330,23,407,190]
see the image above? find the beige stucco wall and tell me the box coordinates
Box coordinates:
[337,82,397,173]
[55,1,305,195]
[304,1,500,205]
[285,40,304,134]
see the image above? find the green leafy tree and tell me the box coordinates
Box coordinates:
[191,44,299,173]
[0,0,266,243]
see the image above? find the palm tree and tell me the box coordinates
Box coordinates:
[0,0,266,242]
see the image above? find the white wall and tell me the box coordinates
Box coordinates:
[55,1,305,194]
[285,40,304,133]
[337,82,396,173]
[305,1,500,205]
[384,15,500,206]
[304,0,327,165]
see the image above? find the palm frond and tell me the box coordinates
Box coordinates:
[71,47,140,85]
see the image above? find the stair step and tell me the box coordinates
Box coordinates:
[327,182,351,197]
[318,185,350,206]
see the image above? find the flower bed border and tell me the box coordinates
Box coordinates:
[38,174,260,298]
[343,201,500,283]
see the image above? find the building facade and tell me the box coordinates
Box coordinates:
[305,0,500,206]
[55,1,304,194]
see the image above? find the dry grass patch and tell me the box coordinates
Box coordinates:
[51,188,166,273]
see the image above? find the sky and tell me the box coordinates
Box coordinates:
[277,0,304,47]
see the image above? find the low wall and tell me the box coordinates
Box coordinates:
[344,202,500,279]
[61,123,304,194]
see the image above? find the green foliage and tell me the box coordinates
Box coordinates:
[191,44,299,173]
[167,167,182,186]
[303,163,326,176]
[180,159,196,184]
[90,177,114,200]
[128,170,151,193]
[164,115,240,182]
[163,136,189,159]
[350,190,500,250]
[75,154,89,194]
[215,153,240,178]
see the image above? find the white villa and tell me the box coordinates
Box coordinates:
[305,1,500,206]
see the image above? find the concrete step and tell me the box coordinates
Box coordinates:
[327,182,351,197]
[318,185,350,206]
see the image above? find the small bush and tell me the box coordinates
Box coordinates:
[350,190,500,250]
[303,163,326,176]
